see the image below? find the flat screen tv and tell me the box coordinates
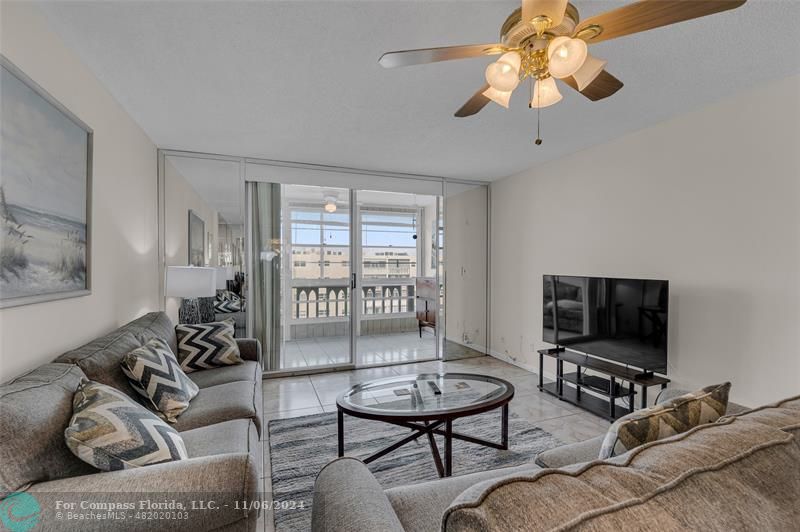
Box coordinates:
[543,275,668,374]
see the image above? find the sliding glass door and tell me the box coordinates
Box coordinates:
[248,183,443,373]
[354,191,440,366]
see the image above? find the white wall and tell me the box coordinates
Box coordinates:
[164,158,218,323]
[489,75,800,407]
[0,2,159,381]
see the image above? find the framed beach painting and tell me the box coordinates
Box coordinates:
[188,210,205,267]
[0,56,92,308]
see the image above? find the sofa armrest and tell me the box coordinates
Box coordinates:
[236,338,262,364]
[312,458,404,532]
[535,435,604,469]
[27,453,260,531]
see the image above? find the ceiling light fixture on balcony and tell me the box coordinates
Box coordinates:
[324,195,337,213]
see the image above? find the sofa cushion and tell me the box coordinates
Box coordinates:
[182,419,262,481]
[56,330,144,398]
[121,337,199,422]
[188,360,260,389]
[444,403,800,532]
[384,463,541,532]
[0,364,95,496]
[54,312,177,397]
[122,311,179,353]
[175,320,242,373]
[170,380,262,435]
[181,419,258,458]
[65,381,188,471]
[599,382,730,458]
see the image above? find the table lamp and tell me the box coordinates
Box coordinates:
[216,266,234,291]
[166,266,217,324]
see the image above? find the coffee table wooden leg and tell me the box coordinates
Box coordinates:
[425,421,445,478]
[501,404,509,450]
[444,420,453,477]
[337,408,344,457]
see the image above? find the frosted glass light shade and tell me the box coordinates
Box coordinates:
[485,52,521,92]
[323,194,337,213]
[548,36,588,79]
[497,51,521,73]
[571,54,607,91]
[166,266,217,298]
[482,86,512,108]
[530,77,563,108]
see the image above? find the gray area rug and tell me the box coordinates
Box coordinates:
[268,410,562,531]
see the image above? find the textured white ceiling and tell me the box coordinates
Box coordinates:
[39,1,800,181]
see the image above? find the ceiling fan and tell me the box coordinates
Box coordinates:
[379,0,746,123]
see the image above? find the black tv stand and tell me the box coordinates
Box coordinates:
[537,348,670,421]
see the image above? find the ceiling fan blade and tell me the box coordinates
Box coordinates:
[379,44,505,68]
[575,0,746,44]
[454,84,492,117]
[522,0,569,27]
[563,70,624,101]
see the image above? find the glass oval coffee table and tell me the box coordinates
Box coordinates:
[336,373,514,477]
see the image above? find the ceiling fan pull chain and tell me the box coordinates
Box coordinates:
[535,79,543,146]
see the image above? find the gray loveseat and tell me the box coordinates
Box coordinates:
[0,312,263,531]
[312,392,800,531]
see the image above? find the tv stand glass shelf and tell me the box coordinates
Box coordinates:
[538,348,670,421]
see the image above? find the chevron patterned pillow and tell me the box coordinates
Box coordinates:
[599,382,731,459]
[214,298,243,313]
[175,319,243,373]
[65,381,188,471]
[121,337,199,422]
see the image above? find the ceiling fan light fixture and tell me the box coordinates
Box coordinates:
[547,36,588,79]
[485,51,521,92]
[530,77,562,108]
[482,86,512,108]
[571,54,607,91]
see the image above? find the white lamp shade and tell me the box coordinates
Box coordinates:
[571,54,607,91]
[260,250,278,261]
[547,36,588,79]
[166,266,217,298]
[215,266,234,289]
[482,86,512,108]
[530,77,563,108]
[485,52,521,92]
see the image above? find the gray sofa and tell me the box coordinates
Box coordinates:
[312,392,800,532]
[0,312,263,532]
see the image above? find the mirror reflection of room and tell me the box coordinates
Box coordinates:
[442,182,488,361]
[163,155,246,336]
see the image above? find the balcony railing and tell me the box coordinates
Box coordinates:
[291,278,417,323]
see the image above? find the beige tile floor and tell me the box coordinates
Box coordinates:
[256,356,611,531]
